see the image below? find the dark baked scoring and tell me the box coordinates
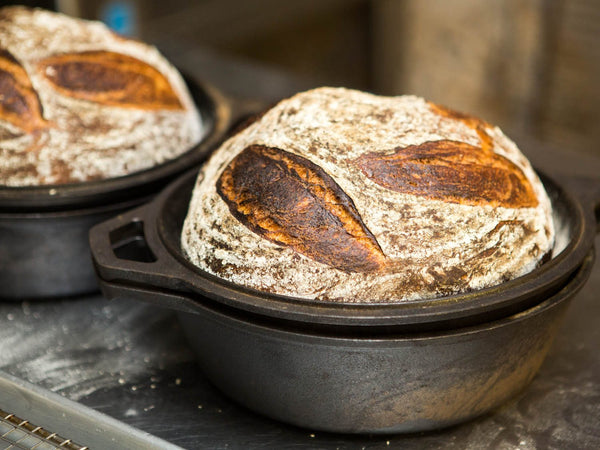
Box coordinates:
[217,144,386,273]
[0,49,47,133]
[355,140,539,208]
[37,50,184,111]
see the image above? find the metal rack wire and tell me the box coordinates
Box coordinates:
[0,409,88,450]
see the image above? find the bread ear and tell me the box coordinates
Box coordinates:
[355,140,539,208]
[37,50,184,110]
[217,145,387,273]
[428,102,495,151]
[0,48,47,133]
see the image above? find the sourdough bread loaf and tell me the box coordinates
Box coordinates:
[181,87,554,303]
[0,6,203,186]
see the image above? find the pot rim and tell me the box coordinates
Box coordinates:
[101,248,594,340]
[90,168,599,332]
[0,194,151,219]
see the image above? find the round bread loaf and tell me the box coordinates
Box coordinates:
[0,6,203,186]
[181,87,554,303]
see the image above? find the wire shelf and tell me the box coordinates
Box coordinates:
[0,408,88,450]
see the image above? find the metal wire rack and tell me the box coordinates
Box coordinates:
[0,408,88,450]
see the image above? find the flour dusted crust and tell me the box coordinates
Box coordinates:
[181,87,554,303]
[0,6,203,186]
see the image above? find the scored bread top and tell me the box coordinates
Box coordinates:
[0,6,203,186]
[181,87,554,303]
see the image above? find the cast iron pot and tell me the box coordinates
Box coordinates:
[90,169,600,433]
[0,77,261,300]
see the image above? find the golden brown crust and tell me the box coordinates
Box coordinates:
[0,48,47,133]
[429,102,494,151]
[216,144,386,273]
[355,139,539,208]
[428,102,490,127]
[37,50,184,110]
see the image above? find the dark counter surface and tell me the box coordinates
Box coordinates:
[1,45,599,449]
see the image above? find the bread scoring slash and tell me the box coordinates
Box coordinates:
[182,87,554,303]
[0,6,203,186]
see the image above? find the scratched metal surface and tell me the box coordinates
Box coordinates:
[0,44,599,449]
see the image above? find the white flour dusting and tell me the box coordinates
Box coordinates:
[0,296,194,401]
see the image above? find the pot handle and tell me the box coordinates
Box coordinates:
[89,202,195,302]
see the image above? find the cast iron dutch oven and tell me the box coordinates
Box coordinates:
[0,77,261,300]
[90,167,600,434]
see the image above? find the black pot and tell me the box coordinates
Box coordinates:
[89,168,600,433]
[0,77,261,300]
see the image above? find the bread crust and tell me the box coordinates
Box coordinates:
[0,6,203,186]
[216,144,387,273]
[355,139,538,208]
[181,87,554,303]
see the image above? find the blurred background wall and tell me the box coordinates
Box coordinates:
[14,0,600,158]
